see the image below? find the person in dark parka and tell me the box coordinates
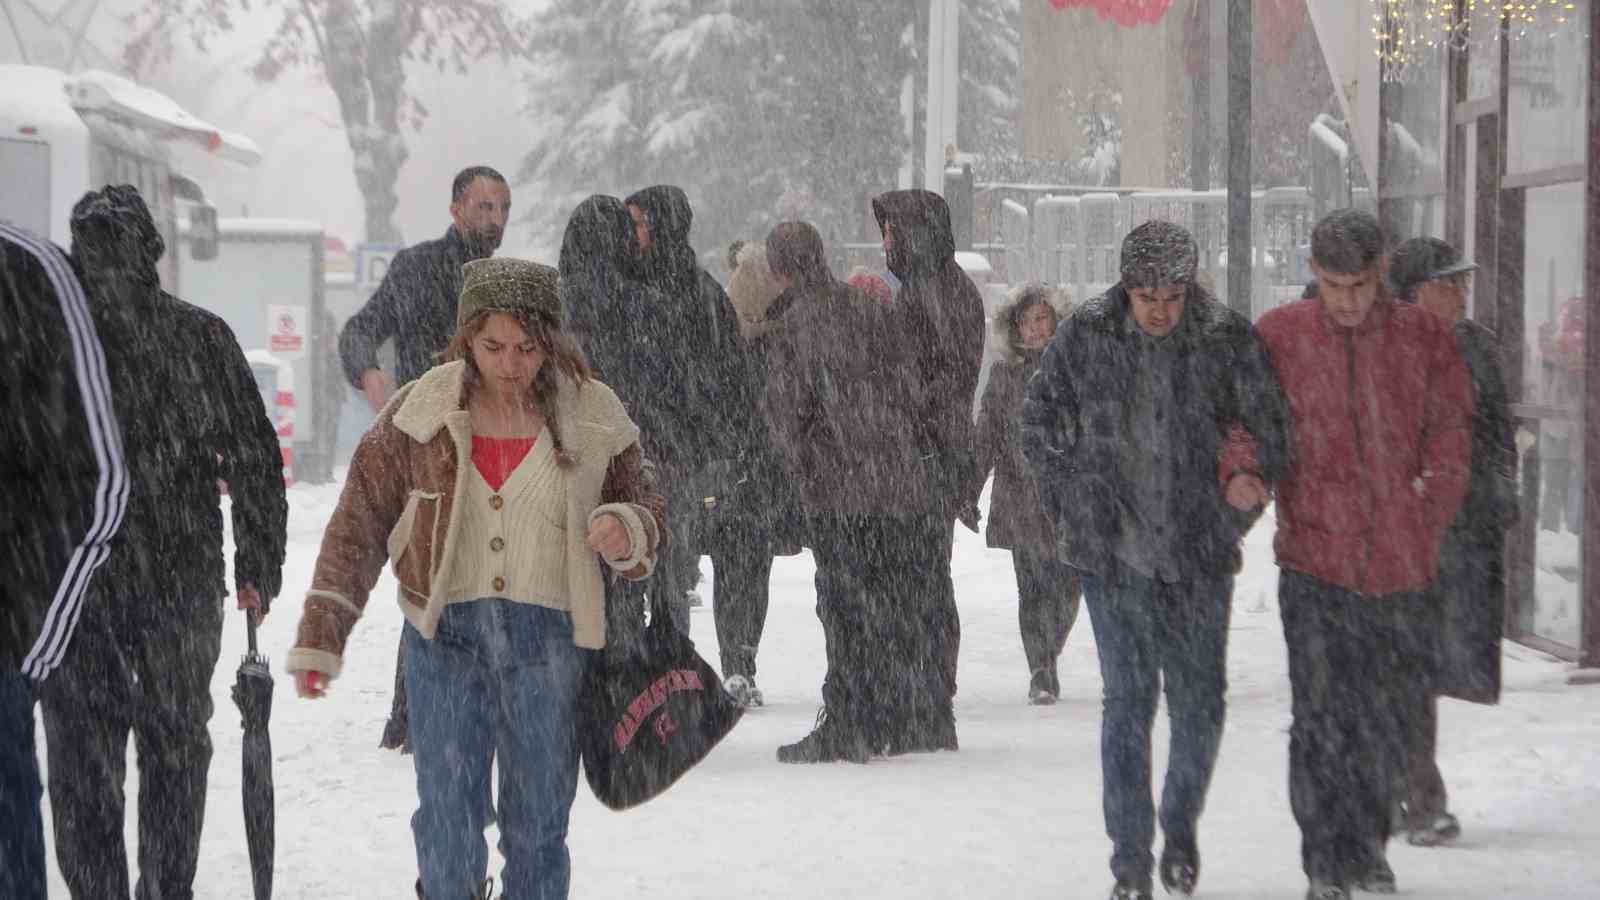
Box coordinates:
[1,224,128,900]
[1388,236,1516,848]
[340,165,510,751]
[871,189,987,706]
[1022,221,1291,900]
[624,185,760,638]
[761,221,955,762]
[971,283,1080,705]
[36,185,287,900]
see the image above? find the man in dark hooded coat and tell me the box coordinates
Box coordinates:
[624,186,758,636]
[36,185,287,900]
[871,189,987,709]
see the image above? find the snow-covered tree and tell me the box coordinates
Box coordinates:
[125,0,528,243]
[523,0,916,258]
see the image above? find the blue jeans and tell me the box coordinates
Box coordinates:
[0,670,45,900]
[1082,561,1233,885]
[405,601,590,900]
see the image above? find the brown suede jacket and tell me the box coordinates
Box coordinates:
[286,361,665,678]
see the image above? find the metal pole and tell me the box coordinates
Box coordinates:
[1580,0,1600,670]
[1226,0,1252,317]
[924,0,946,193]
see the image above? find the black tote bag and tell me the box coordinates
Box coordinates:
[578,592,744,811]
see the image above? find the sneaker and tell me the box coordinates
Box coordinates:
[1306,881,1351,900]
[1028,685,1058,705]
[777,709,870,764]
[723,674,763,709]
[1108,878,1154,900]
[1407,812,1461,847]
[1159,840,1199,895]
[1353,854,1397,893]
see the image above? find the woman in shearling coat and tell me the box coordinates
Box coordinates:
[286,258,664,900]
[971,283,1080,704]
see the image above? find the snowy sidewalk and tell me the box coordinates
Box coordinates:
[41,484,1600,899]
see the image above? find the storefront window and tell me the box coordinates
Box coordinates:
[1466,29,1499,101]
[1507,0,1591,175]
[1524,181,1586,649]
[1383,48,1445,195]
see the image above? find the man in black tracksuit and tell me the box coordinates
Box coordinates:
[1,224,128,900]
[339,165,510,749]
[35,186,287,900]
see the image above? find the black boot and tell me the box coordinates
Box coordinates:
[777,708,870,764]
[1158,838,1199,896]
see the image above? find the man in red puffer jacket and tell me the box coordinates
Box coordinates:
[1236,209,1473,900]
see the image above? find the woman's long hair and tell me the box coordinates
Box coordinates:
[442,309,592,468]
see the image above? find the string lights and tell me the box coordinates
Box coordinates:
[1372,0,1583,82]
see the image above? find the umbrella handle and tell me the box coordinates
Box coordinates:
[247,608,259,657]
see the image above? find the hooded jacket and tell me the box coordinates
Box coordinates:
[971,289,1071,555]
[67,185,288,608]
[558,194,638,383]
[872,190,987,514]
[339,226,487,389]
[1022,283,1291,577]
[1,225,127,680]
[623,185,754,468]
[1245,296,1473,595]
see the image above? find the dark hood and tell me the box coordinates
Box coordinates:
[872,189,956,280]
[70,184,165,297]
[559,194,636,280]
[625,184,698,290]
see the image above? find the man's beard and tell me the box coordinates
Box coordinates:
[463,228,503,258]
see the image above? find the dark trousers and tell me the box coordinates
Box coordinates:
[1013,549,1082,695]
[1402,695,1449,827]
[0,669,45,900]
[709,532,774,679]
[1081,560,1232,885]
[38,596,223,900]
[810,513,951,746]
[1279,570,1435,884]
[934,523,961,698]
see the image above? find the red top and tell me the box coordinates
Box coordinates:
[471,435,537,492]
[1225,298,1473,596]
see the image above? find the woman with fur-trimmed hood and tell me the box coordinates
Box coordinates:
[971,283,1080,704]
[286,258,664,899]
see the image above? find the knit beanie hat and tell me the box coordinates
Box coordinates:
[457,257,561,330]
[1120,220,1198,289]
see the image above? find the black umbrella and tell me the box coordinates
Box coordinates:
[231,612,274,900]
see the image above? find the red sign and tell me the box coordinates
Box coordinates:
[1049,0,1175,28]
[269,309,304,354]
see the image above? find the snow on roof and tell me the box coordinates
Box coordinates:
[64,70,262,166]
[0,65,87,137]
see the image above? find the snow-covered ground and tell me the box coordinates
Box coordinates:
[39,479,1600,899]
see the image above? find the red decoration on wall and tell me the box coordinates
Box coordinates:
[1048,0,1175,28]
